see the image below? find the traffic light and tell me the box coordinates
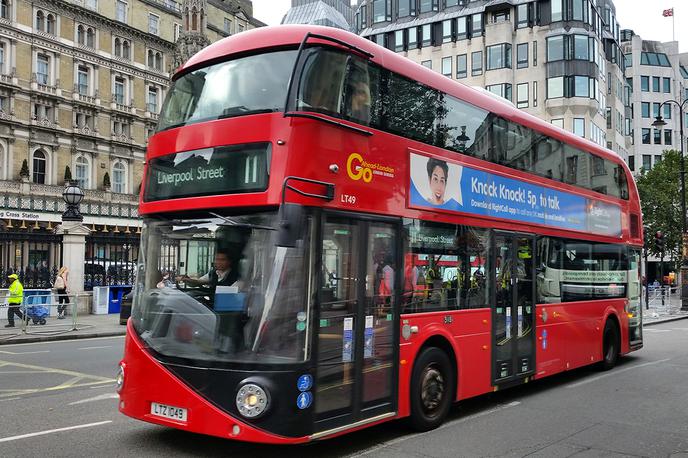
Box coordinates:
[655,231,665,252]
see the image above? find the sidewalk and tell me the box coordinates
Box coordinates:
[0,313,126,345]
[643,292,688,325]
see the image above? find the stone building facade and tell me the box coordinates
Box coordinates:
[0,0,263,287]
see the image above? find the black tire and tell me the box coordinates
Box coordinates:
[40,319,46,325]
[409,347,455,431]
[599,319,620,371]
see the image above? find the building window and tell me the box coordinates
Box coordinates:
[491,9,509,23]
[654,128,661,144]
[486,43,511,70]
[641,128,651,144]
[32,150,46,184]
[36,54,49,85]
[46,13,55,34]
[551,0,563,22]
[398,0,412,18]
[486,83,512,101]
[116,0,127,22]
[174,23,182,41]
[0,43,5,72]
[471,51,482,76]
[442,19,452,43]
[75,156,89,189]
[547,76,564,99]
[147,86,158,113]
[652,76,660,92]
[516,3,529,28]
[640,102,650,118]
[441,56,451,77]
[471,13,483,36]
[421,24,431,46]
[86,28,94,47]
[35,10,44,31]
[77,25,85,45]
[516,83,528,108]
[419,0,433,14]
[148,13,159,35]
[664,104,672,120]
[517,43,528,69]
[628,156,635,171]
[533,81,537,106]
[640,76,649,92]
[394,29,404,52]
[456,54,467,79]
[665,129,673,145]
[1,0,9,19]
[408,27,417,49]
[420,60,432,69]
[114,76,125,105]
[148,50,163,71]
[642,154,651,170]
[573,118,585,137]
[547,36,564,62]
[663,77,671,93]
[573,76,589,97]
[77,65,88,95]
[653,102,660,119]
[551,118,564,129]
[86,0,97,10]
[224,18,231,34]
[113,161,126,193]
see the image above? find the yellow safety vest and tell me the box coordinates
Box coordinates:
[8,280,23,305]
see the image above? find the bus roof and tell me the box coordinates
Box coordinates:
[178,24,636,195]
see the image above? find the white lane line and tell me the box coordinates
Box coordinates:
[69,393,119,405]
[77,346,112,350]
[643,329,672,333]
[0,397,20,402]
[0,421,112,443]
[566,358,671,389]
[0,350,51,355]
[348,401,521,457]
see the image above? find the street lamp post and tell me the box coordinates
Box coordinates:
[652,98,688,311]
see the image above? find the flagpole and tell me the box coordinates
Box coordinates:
[673,10,676,42]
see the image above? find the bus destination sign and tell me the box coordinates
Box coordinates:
[144,143,270,202]
[409,152,622,237]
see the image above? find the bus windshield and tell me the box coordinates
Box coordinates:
[157,50,298,131]
[131,211,312,364]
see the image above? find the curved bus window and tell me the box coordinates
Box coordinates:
[157,50,298,131]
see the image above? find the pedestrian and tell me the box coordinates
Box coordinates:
[53,267,69,319]
[5,273,24,328]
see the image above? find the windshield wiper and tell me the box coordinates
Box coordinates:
[208,212,276,231]
[217,107,277,120]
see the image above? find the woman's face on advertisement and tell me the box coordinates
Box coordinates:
[430,166,446,201]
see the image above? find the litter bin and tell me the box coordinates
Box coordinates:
[108,285,132,314]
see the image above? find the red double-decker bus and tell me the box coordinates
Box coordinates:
[117,25,643,444]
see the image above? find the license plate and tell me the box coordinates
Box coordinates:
[150,402,187,422]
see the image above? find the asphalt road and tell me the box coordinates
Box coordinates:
[1,322,688,458]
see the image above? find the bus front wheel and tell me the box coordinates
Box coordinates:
[409,347,454,431]
[599,319,620,371]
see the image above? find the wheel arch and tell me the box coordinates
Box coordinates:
[413,334,459,402]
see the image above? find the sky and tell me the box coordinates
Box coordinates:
[252,1,687,53]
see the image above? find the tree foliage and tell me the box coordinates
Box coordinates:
[103,172,111,188]
[64,166,72,181]
[19,159,29,178]
[636,149,682,259]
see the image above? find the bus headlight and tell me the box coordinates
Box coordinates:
[235,383,269,419]
[116,364,125,394]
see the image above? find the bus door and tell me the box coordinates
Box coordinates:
[314,214,399,434]
[492,232,536,386]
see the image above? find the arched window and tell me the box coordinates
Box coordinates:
[77,25,84,45]
[46,14,55,34]
[32,150,46,184]
[75,155,89,189]
[154,52,161,71]
[1,0,10,20]
[122,40,130,59]
[35,10,44,31]
[86,28,94,47]
[114,37,121,57]
[112,161,126,193]
[147,49,153,67]
[192,12,197,31]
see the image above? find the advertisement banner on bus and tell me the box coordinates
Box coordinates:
[408,153,621,236]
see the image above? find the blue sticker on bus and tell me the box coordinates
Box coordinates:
[297,374,313,392]
[408,153,621,237]
[542,329,548,350]
[297,391,313,410]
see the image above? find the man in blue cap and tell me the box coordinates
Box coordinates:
[5,273,24,328]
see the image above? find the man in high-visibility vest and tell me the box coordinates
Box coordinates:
[5,273,24,328]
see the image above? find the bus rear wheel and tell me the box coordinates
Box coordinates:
[599,319,620,371]
[409,347,454,431]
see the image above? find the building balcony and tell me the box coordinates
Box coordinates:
[0,109,14,121]
[111,99,135,115]
[30,117,58,129]
[111,133,131,143]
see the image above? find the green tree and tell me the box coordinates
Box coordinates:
[636,149,682,260]
[103,172,111,189]
[64,166,72,182]
[19,159,29,178]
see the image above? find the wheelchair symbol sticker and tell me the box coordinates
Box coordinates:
[297,374,313,392]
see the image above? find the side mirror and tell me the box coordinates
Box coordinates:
[276,203,305,248]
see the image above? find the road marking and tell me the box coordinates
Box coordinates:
[1,335,125,348]
[0,350,50,355]
[348,401,521,457]
[69,393,119,405]
[0,421,112,443]
[566,358,672,389]
[643,329,671,333]
[0,397,20,402]
[77,346,112,350]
